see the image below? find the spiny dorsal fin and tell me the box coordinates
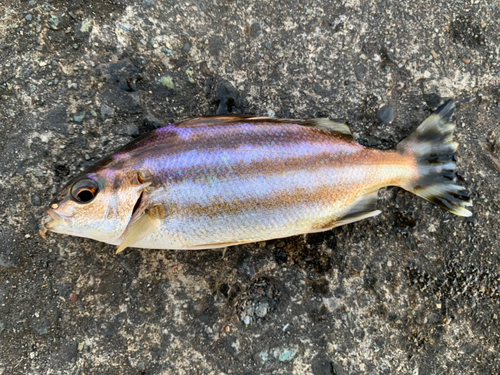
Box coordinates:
[176,115,353,138]
[116,207,162,254]
[176,115,258,126]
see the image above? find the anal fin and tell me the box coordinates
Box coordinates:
[308,191,381,234]
[335,191,381,227]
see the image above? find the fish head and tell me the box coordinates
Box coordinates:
[42,167,149,243]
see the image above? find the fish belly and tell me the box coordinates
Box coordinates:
[129,123,413,249]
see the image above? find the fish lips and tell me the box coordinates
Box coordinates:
[40,208,67,238]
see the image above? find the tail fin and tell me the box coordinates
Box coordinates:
[398,100,472,217]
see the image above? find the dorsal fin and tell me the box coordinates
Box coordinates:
[301,118,352,138]
[176,115,258,126]
[175,115,353,138]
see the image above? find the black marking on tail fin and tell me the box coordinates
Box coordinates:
[435,99,455,123]
[399,100,472,217]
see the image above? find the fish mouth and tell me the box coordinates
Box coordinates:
[40,208,63,239]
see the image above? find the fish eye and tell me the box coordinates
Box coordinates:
[71,178,99,203]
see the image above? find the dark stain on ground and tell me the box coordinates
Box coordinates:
[273,233,336,274]
[450,16,486,48]
[407,263,500,302]
[391,209,417,236]
[307,277,330,295]
[95,59,143,91]
[236,277,280,324]
[54,164,70,178]
[215,80,247,114]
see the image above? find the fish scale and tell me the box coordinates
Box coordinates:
[42,102,472,252]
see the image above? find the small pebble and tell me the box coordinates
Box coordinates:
[73,111,86,123]
[80,18,93,33]
[25,14,32,21]
[101,104,115,120]
[48,15,61,30]
[25,234,31,238]
[161,47,173,56]
[377,106,394,124]
[255,301,269,317]
[124,124,139,137]
[462,58,471,64]
[243,316,251,325]
[182,42,191,53]
[119,23,133,33]
[31,195,42,206]
[160,76,174,89]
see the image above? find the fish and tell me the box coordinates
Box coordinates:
[41,100,472,253]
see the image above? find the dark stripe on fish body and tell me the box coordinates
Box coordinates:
[113,123,356,167]
[173,185,351,220]
[154,152,353,185]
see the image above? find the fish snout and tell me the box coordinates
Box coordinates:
[40,209,61,238]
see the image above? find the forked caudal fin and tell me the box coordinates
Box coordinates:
[398,99,472,217]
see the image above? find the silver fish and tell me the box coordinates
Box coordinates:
[41,100,472,253]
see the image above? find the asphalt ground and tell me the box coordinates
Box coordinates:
[0,0,499,373]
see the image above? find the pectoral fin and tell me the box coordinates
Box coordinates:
[116,208,162,254]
